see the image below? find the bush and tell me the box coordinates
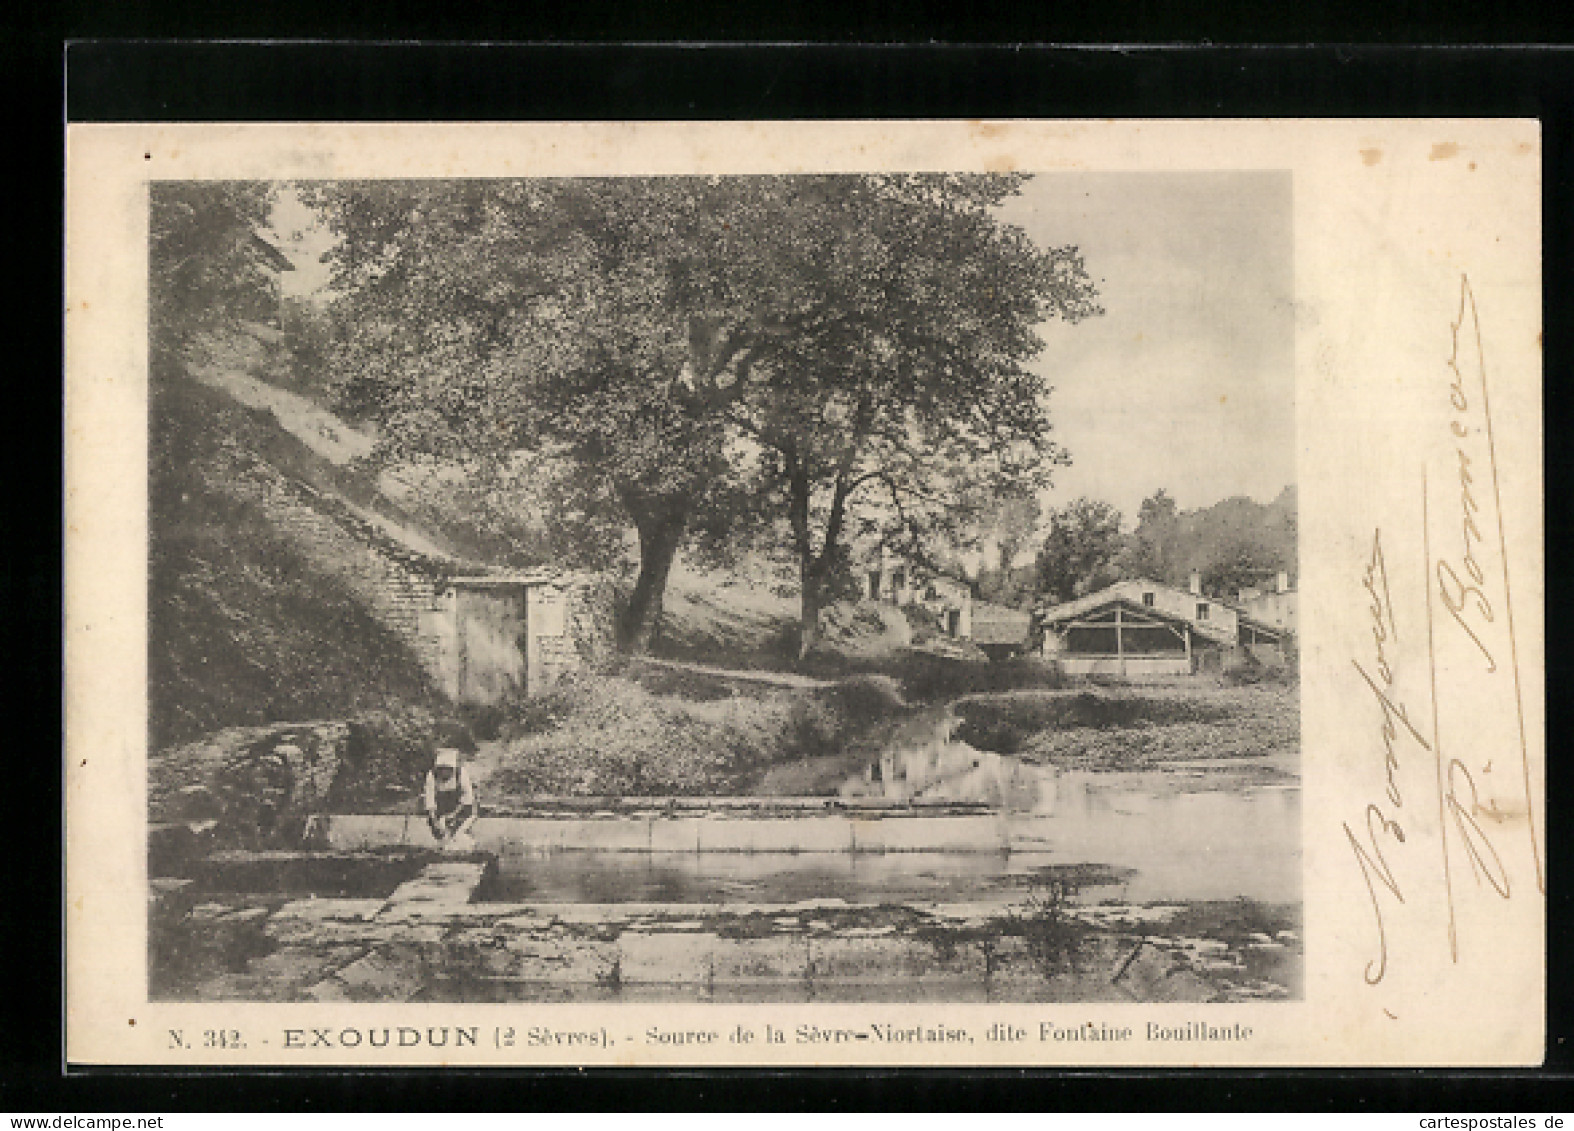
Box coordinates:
[953,690,1237,755]
[487,672,911,799]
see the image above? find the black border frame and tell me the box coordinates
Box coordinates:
[27,41,1572,1112]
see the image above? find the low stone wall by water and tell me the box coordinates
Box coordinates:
[323,812,1025,854]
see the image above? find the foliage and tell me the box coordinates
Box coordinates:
[1009,877,1091,979]
[976,563,1039,609]
[1035,497,1127,603]
[487,673,907,797]
[716,175,1101,653]
[149,181,283,365]
[306,176,1101,654]
[991,492,1043,571]
[1118,486,1297,597]
[377,449,631,573]
[952,688,1236,754]
[148,376,439,750]
[1115,488,1181,584]
[1002,684,1301,770]
[1201,535,1291,597]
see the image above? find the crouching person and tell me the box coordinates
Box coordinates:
[423,748,478,850]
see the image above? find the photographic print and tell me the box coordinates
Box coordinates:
[143,171,1300,1009]
[66,120,1542,1065]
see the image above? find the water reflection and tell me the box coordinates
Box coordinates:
[840,713,1058,811]
[485,771,1298,906]
[1036,771,1300,903]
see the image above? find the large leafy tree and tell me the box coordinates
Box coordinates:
[312,178,796,649]
[310,175,1099,655]
[720,176,1100,653]
[149,181,283,366]
[976,491,1043,609]
[1117,488,1183,585]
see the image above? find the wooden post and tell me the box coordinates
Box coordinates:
[1115,605,1124,677]
[1185,623,1193,673]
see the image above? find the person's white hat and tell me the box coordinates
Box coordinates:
[434,749,459,769]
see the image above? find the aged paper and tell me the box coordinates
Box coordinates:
[65,120,1543,1066]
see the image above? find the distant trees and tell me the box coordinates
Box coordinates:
[1028,488,1297,608]
[1115,488,1182,585]
[975,492,1042,608]
[309,175,1101,655]
[1035,498,1126,604]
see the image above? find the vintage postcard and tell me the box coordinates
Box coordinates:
[64,120,1543,1066]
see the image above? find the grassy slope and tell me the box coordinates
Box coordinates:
[654,559,801,668]
[149,371,441,750]
[486,665,911,800]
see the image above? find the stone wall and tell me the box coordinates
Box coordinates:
[223,454,453,685]
[222,452,618,702]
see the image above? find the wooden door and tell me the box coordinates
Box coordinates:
[456,588,527,704]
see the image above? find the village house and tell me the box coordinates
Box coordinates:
[258,472,609,705]
[179,323,616,708]
[1235,570,1298,634]
[862,547,976,639]
[1035,573,1294,679]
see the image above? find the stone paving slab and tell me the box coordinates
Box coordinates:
[705,934,813,983]
[378,860,488,921]
[617,930,721,985]
[495,928,620,975]
[167,856,1292,1004]
[807,934,988,983]
[245,943,367,990]
[326,950,428,1002]
[271,897,386,923]
[1109,940,1218,1002]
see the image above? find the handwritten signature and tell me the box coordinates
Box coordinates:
[1345,530,1426,986]
[1437,283,1498,673]
[1346,273,1534,1004]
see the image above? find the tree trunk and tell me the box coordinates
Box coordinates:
[798,557,825,661]
[785,457,820,662]
[791,462,856,663]
[617,494,689,654]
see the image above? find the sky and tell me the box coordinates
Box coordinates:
[268,188,336,298]
[267,173,1297,526]
[997,172,1295,522]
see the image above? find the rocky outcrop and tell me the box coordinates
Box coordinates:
[150,709,443,849]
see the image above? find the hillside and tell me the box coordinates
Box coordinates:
[149,366,441,749]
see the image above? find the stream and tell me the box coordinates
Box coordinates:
[484,763,1299,907]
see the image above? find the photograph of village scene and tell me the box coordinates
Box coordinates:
[147,171,1301,1006]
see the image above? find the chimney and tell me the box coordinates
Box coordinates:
[1277,570,1289,594]
[1188,570,1202,596]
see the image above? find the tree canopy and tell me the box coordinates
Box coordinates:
[1118,485,1297,597]
[309,175,1101,653]
[149,181,282,366]
[1035,497,1127,604]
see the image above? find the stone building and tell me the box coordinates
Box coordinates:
[226,449,613,706]
[1036,574,1294,679]
[1036,577,1238,679]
